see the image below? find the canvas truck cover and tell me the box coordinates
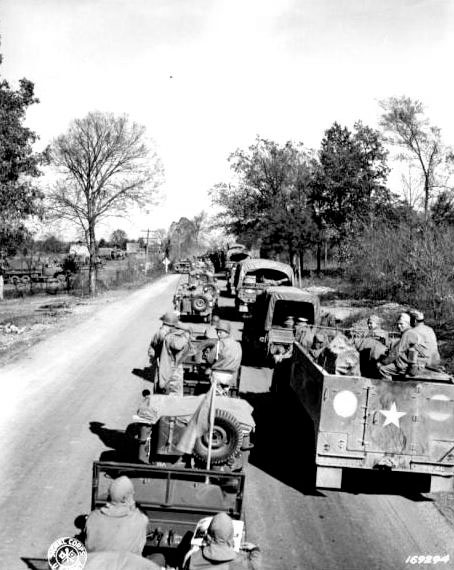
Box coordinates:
[263,287,320,331]
[236,259,295,288]
[135,394,255,429]
[290,342,454,484]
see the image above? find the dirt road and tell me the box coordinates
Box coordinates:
[1,275,454,570]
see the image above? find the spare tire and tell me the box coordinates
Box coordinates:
[192,295,208,312]
[193,409,243,466]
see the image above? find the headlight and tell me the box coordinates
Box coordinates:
[332,390,358,418]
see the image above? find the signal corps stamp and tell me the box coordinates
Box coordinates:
[47,537,87,569]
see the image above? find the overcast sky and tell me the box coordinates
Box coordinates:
[2,0,454,238]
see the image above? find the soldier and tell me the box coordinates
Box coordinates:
[294,317,314,351]
[354,314,389,378]
[409,309,440,367]
[158,317,192,396]
[184,512,261,570]
[378,313,428,380]
[203,314,221,341]
[148,311,179,389]
[85,476,148,555]
[206,321,242,391]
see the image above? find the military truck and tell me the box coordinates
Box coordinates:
[243,287,320,364]
[234,259,294,315]
[4,256,66,285]
[289,326,454,492]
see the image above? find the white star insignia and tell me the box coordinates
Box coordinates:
[379,402,407,428]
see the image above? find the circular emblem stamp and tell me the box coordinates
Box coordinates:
[47,537,87,570]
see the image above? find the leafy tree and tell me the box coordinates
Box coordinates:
[379,96,449,220]
[191,211,207,250]
[431,191,454,227]
[0,55,46,256]
[110,228,128,249]
[40,234,66,254]
[310,122,391,270]
[211,137,315,270]
[168,217,196,259]
[48,111,164,294]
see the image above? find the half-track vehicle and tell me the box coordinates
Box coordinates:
[285,296,454,492]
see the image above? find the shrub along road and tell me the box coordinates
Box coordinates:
[0,275,453,569]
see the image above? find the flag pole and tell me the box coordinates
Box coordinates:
[206,376,217,473]
[206,339,220,478]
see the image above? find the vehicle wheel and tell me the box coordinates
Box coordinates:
[10,276,19,285]
[192,295,208,312]
[193,409,243,466]
[21,275,31,284]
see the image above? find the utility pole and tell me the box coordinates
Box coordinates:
[141,229,150,258]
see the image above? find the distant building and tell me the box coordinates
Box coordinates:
[126,242,140,254]
[69,243,90,260]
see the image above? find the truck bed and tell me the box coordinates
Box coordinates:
[290,342,454,490]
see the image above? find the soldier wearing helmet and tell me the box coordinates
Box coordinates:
[378,313,429,380]
[156,312,192,395]
[184,512,261,570]
[205,320,242,390]
[85,476,148,555]
[409,309,440,368]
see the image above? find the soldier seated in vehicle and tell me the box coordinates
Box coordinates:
[309,331,329,362]
[353,314,389,378]
[205,321,242,392]
[85,476,148,556]
[409,309,441,369]
[294,317,314,351]
[183,512,261,570]
[377,312,429,380]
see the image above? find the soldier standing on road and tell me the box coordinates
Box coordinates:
[158,317,192,396]
[409,309,440,367]
[148,311,180,389]
[206,321,242,391]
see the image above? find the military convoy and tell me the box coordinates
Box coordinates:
[67,253,454,568]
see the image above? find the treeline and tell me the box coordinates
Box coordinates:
[211,97,454,320]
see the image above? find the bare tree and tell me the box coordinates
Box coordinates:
[48,112,164,294]
[379,97,445,220]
